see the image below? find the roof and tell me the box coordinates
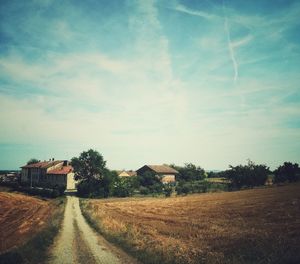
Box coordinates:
[137,165,179,174]
[116,170,137,177]
[127,170,137,176]
[47,166,73,175]
[21,160,63,169]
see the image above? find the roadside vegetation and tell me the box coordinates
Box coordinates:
[80,183,300,264]
[0,192,65,264]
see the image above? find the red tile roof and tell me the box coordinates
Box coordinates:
[47,166,73,175]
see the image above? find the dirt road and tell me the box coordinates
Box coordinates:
[48,196,136,264]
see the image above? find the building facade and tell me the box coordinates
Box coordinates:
[20,160,77,190]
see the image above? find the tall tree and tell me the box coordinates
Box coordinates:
[71,149,106,181]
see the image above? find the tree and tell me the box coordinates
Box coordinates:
[138,170,161,186]
[274,162,299,183]
[71,149,106,182]
[27,158,39,165]
[137,171,163,195]
[226,160,269,189]
[113,176,139,197]
[176,163,206,182]
[71,149,112,197]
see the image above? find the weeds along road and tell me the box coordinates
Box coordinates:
[48,196,136,264]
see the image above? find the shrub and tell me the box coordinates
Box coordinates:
[176,182,191,195]
[148,183,163,194]
[77,179,101,198]
[274,162,300,183]
[171,163,206,181]
[113,177,138,197]
[139,186,150,195]
[163,184,173,197]
[138,171,161,186]
[226,160,269,189]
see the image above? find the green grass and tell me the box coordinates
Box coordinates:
[0,197,65,264]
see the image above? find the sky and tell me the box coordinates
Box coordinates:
[0,0,300,171]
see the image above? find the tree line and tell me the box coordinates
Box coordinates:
[71,149,300,198]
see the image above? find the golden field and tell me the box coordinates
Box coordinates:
[0,192,53,253]
[81,183,300,264]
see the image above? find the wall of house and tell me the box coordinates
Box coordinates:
[66,172,76,190]
[21,169,28,182]
[31,168,39,182]
[45,174,66,187]
[118,171,130,177]
[161,174,176,183]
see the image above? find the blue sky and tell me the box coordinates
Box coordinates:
[0,0,299,170]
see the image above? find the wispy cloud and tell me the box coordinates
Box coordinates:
[174,4,218,20]
[224,17,238,83]
[232,35,253,48]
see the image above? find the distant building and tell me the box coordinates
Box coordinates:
[20,160,77,190]
[0,171,20,183]
[116,170,137,177]
[136,165,178,184]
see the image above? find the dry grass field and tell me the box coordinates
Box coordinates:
[82,183,300,264]
[0,192,53,253]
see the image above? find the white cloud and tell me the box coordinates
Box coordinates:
[232,35,253,48]
[174,4,218,20]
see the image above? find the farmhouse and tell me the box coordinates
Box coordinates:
[116,170,137,177]
[20,160,77,190]
[136,165,178,183]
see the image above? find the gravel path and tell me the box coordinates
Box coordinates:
[49,196,133,264]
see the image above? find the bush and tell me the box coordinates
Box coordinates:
[176,182,191,195]
[113,179,131,197]
[148,183,163,194]
[176,180,229,195]
[226,160,269,189]
[274,162,300,183]
[139,186,150,195]
[77,179,101,198]
[163,184,173,197]
[138,171,161,186]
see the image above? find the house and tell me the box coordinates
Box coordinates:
[116,170,137,177]
[136,165,178,184]
[20,160,77,190]
[47,165,76,190]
